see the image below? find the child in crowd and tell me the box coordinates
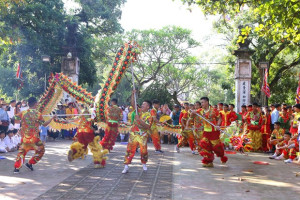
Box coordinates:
[4,130,17,152]
[13,129,21,150]
[39,125,49,145]
[269,132,291,160]
[296,117,300,163]
[0,131,8,153]
[268,122,285,153]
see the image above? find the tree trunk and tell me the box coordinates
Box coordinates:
[171,91,181,106]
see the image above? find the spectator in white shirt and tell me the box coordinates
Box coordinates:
[13,129,21,148]
[271,104,281,131]
[20,99,29,112]
[122,107,128,123]
[0,131,8,153]
[4,130,17,152]
[7,100,16,120]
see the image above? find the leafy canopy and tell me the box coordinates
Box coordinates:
[181,0,300,45]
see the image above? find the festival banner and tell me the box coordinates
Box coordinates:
[296,73,300,103]
[16,63,23,90]
[16,63,21,78]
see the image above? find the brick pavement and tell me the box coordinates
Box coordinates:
[37,144,174,200]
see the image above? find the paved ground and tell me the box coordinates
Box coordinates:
[37,144,173,200]
[173,149,300,200]
[1,140,300,200]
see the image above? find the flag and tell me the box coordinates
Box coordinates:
[296,73,300,104]
[16,63,23,90]
[16,63,21,79]
[261,68,271,98]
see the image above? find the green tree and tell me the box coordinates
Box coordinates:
[211,9,300,105]
[138,82,173,107]
[93,26,201,104]
[0,0,125,99]
[180,0,300,45]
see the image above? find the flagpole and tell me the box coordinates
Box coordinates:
[42,114,91,117]
[130,59,138,115]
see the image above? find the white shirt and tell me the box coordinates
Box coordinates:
[0,138,7,149]
[7,106,15,119]
[4,136,15,149]
[271,109,279,124]
[20,106,29,112]
[13,135,21,146]
[122,111,128,123]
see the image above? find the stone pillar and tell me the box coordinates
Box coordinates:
[61,56,80,102]
[233,49,254,113]
[61,57,80,83]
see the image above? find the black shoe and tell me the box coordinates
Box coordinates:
[155,150,164,153]
[13,168,20,174]
[25,163,34,171]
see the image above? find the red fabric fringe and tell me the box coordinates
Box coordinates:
[221,156,228,163]
[200,140,213,151]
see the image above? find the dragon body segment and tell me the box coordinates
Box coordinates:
[95,42,139,122]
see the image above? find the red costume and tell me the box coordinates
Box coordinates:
[149,108,161,151]
[177,110,195,152]
[260,114,271,152]
[14,109,45,170]
[245,111,262,151]
[124,111,151,164]
[219,110,231,127]
[68,116,108,168]
[199,107,227,167]
[229,111,238,123]
[100,105,122,151]
[190,108,203,154]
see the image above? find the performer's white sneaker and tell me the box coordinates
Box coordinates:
[269,153,277,159]
[122,165,129,174]
[143,164,147,171]
[176,146,180,153]
[284,159,293,163]
[275,154,284,160]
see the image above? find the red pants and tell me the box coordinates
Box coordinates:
[177,130,195,151]
[124,133,148,164]
[150,128,161,150]
[100,122,119,151]
[200,131,227,165]
[15,140,45,169]
[261,134,270,152]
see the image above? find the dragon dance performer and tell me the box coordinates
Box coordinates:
[239,105,248,135]
[100,98,122,151]
[199,97,227,167]
[260,108,271,152]
[122,91,152,173]
[188,101,203,154]
[245,103,262,151]
[290,104,300,135]
[176,102,196,154]
[219,104,231,127]
[14,97,55,174]
[68,109,108,168]
[150,99,163,153]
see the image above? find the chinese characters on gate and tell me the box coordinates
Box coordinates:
[240,81,248,106]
